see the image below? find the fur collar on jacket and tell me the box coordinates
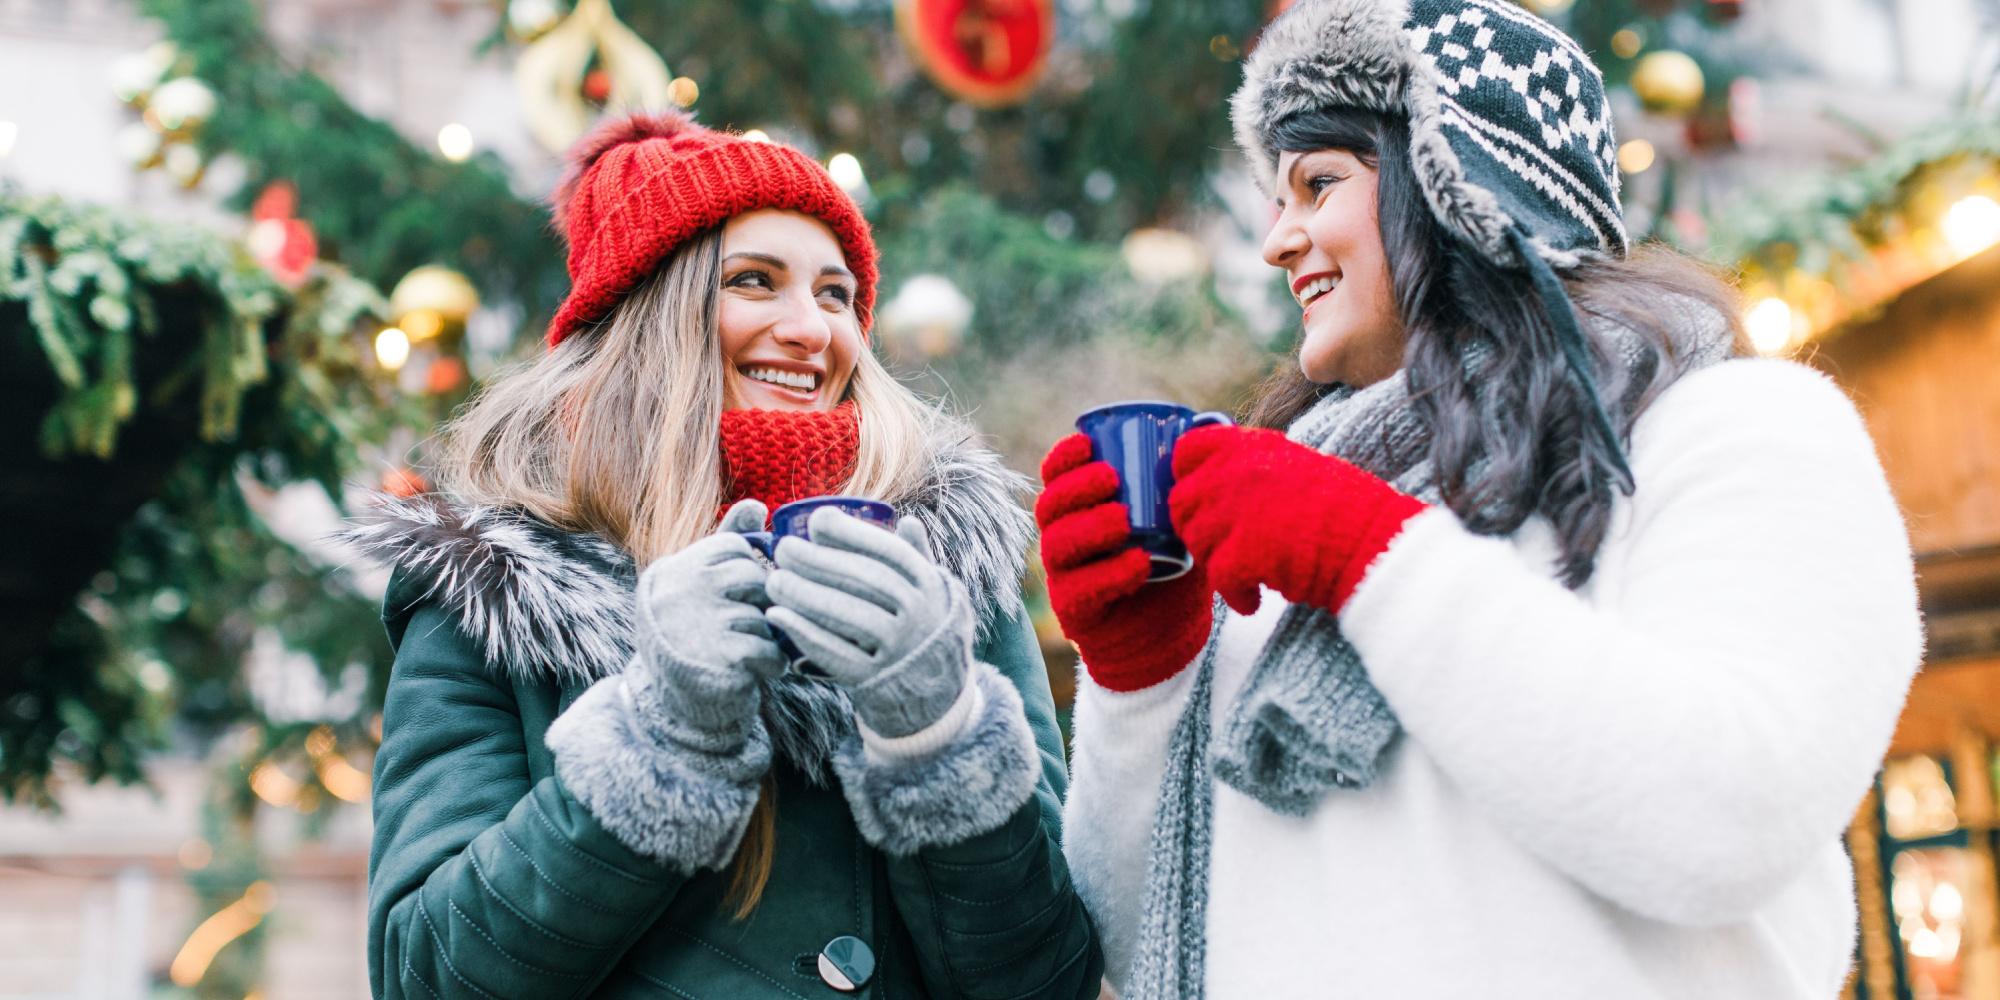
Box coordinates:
[342,418,1033,688]
[342,419,1032,785]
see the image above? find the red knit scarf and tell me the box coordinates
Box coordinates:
[718,403,860,520]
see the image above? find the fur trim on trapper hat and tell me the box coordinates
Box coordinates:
[1232,0,1626,270]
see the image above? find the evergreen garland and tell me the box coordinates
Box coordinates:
[1,189,404,806]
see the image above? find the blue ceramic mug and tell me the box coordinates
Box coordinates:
[740,496,899,668]
[1075,401,1234,582]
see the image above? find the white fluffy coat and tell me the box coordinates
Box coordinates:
[1064,359,1922,999]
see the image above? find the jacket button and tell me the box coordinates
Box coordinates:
[816,935,875,993]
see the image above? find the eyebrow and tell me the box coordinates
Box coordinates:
[723,252,854,282]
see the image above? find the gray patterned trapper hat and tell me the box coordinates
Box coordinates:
[1232,0,1635,477]
[1233,0,1627,268]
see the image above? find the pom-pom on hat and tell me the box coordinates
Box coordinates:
[545,111,878,348]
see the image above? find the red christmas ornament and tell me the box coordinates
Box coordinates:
[581,68,613,104]
[425,356,468,395]
[246,181,317,289]
[251,181,299,222]
[897,0,1053,107]
[382,467,430,498]
[1707,0,1744,22]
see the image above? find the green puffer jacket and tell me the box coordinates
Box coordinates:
[348,443,1102,1000]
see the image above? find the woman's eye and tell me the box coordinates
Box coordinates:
[1309,175,1341,197]
[817,285,854,308]
[726,270,772,290]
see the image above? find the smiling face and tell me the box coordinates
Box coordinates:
[1262,148,1404,387]
[717,209,864,411]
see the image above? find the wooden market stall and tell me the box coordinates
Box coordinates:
[1815,242,2000,1000]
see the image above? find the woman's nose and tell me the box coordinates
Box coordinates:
[769,292,833,354]
[1262,211,1309,269]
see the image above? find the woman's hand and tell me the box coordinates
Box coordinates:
[633,498,787,752]
[765,509,971,738]
[1168,425,1428,616]
[1036,433,1215,692]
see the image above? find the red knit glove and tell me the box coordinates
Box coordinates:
[1036,434,1215,693]
[1169,425,1429,617]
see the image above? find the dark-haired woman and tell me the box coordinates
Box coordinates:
[1039,2,1921,998]
[349,112,1100,998]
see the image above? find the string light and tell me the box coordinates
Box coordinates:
[169,882,274,986]
[1744,297,1795,354]
[741,129,771,143]
[248,761,303,807]
[436,123,474,162]
[667,76,699,108]
[1611,28,1644,59]
[1941,194,2000,260]
[1617,139,1656,175]
[306,725,370,803]
[827,153,867,195]
[374,326,411,371]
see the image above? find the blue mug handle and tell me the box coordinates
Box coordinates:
[741,531,776,561]
[1190,411,1234,431]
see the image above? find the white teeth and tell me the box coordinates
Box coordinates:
[744,366,818,392]
[1296,275,1339,308]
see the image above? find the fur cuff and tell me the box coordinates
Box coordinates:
[833,662,1040,856]
[547,674,771,872]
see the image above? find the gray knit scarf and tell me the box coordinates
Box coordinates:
[1123,307,1733,998]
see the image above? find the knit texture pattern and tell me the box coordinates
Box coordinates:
[718,403,861,516]
[1036,433,1217,693]
[1169,426,1428,617]
[1123,314,1737,1000]
[546,111,878,346]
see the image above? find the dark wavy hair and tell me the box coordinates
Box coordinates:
[1246,108,1749,587]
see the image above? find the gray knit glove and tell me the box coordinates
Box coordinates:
[765,508,972,738]
[632,499,787,754]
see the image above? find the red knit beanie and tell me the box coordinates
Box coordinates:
[545,111,878,348]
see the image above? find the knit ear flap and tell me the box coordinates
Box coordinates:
[550,110,701,234]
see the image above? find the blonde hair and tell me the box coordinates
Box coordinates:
[437,225,939,912]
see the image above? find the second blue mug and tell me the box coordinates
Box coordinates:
[740,495,898,668]
[1075,401,1234,582]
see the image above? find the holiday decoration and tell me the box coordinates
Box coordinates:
[108,46,219,190]
[388,264,480,343]
[1708,113,2000,352]
[109,41,180,105]
[148,76,217,135]
[879,273,974,360]
[515,0,673,153]
[506,0,566,42]
[2,189,397,807]
[1631,49,1705,116]
[246,181,318,288]
[896,0,1055,107]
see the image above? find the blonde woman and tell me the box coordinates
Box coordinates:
[348,113,1101,999]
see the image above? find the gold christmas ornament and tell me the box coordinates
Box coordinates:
[389,265,480,341]
[1631,50,1705,116]
[162,143,205,189]
[110,42,180,106]
[149,77,217,135]
[515,0,673,153]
